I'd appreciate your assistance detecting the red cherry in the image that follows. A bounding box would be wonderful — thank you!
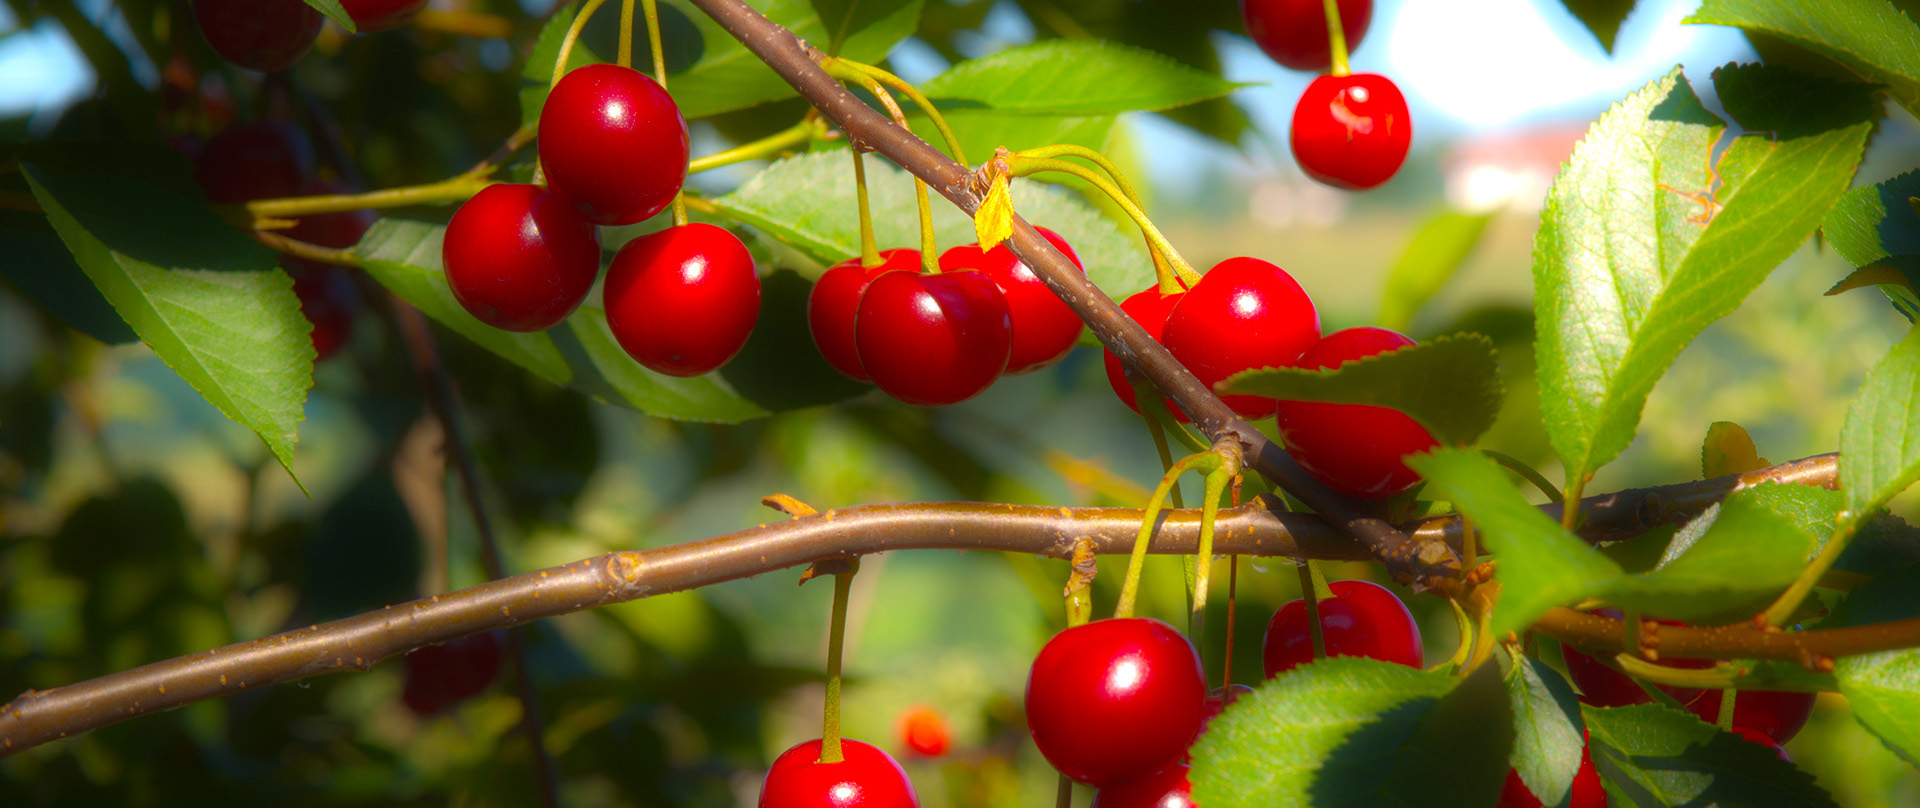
[1290,72,1412,191]
[1102,285,1190,421]
[339,0,429,32]
[854,270,1011,406]
[1497,745,1608,808]
[1262,579,1422,677]
[807,250,921,382]
[604,223,760,377]
[759,738,919,808]
[1239,0,1373,72]
[538,64,690,226]
[287,262,357,361]
[194,123,314,204]
[443,183,601,332]
[1025,617,1207,787]
[938,228,1085,375]
[1160,257,1320,419]
[1089,763,1196,808]
[1686,690,1815,744]
[1731,726,1791,762]
[1561,610,1712,708]
[192,0,323,72]
[402,631,503,716]
[895,704,951,759]
[1275,326,1438,498]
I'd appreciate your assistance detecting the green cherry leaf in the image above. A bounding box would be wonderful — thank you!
[1218,333,1501,447]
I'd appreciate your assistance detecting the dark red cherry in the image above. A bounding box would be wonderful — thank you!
[938,227,1085,375]
[1025,617,1207,787]
[1262,579,1422,677]
[286,179,377,249]
[1275,326,1438,498]
[854,269,1011,406]
[1089,763,1196,808]
[1497,738,1608,808]
[807,249,921,382]
[1731,726,1791,762]
[1240,0,1373,72]
[538,64,689,226]
[402,631,503,716]
[339,0,429,32]
[1561,610,1712,709]
[604,223,760,377]
[194,122,314,204]
[1290,73,1412,191]
[1687,689,1816,744]
[759,737,920,808]
[1160,257,1320,418]
[1102,285,1189,421]
[286,262,357,361]
[442,183,600,332]
[192,0,323,72]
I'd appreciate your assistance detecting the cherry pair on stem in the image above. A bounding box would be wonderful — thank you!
[193,0,430,73]
[1240,0,1410,190]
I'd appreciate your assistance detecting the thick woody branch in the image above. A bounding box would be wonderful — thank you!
[682,0,1455,588]
[1536,605,1920,667]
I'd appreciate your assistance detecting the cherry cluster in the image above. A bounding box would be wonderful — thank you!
[1103,260,1440,499]
[399,631,505,717]
[444,63,761,377]
[1240,0,1412,190]
[807,227,1086,406]
[188,121,371,361]
[192,0,430,73]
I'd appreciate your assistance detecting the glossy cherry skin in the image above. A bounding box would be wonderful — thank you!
[1687,689,1816,744]
[807,249,921,382]
[759,738,919,808]
[194,123,314,204]
[192,0,323,72]
[1089,763,1196,808]
[1240,0,1372,72]
[339,0,429,32]
[402,631,503,716]
[1025,617,1207,787]
[1103,285,1190,421]
[854,270,1011,406]
[1161,257,1320,418]
[442,183,601,332]
[938,227,1085,375]
[1291,73,1412,191]
[538,64,689,226]
[1497,739,1608,808]
[604,223,760,377]
[895,704,951,758]
[1262,579,1422,677]
[1275,327,1438,498]
[1561,610,1712,708]
[1732,726,1791,762]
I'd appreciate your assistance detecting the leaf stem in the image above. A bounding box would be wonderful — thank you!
[1483,450,1563,503]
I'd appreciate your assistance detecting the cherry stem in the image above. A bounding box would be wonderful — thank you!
[1137,386,1210,455]
[1007,155,1200,288]
[1612,654,1749,692]
[1321,0,1351,77]
[821,560,858,764]
[822,61,941,273]
[1298,560,1331,660]
[1483,450,1563,503]
[552,0,612,91]
[831,58,968,165]
[1763,515,1863,629]
[1117,448,1227,620]
[251,229,358,268]
[1223,553,1239,689]
[618,0,634,67]
[852,149,882,267]
[916,177,938,273]
[642,0,668,85]
[1013,144,1174,284]
[247,173,493,220]
[1439,596,1473,672]
[1716,688,1737,731]
[1055,775,1074,808]
[1189,454,1239,647]
[1139,391,1186,510]
[688,118,813,174]
[1065,539,1098,629]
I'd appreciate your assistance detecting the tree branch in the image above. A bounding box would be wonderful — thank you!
[680,0,1457,590]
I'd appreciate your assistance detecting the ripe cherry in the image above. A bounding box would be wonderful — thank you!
[807,250,921,382]
[1496,738,1607,808]
[1262,579,1422,677]
[1561,610,1711,708]
[1102,285,1189,421]
[538,64,690,226]
[1240,0,1373,72]
[938,227,1085,375]
[1291,72,1412,190]
[1275,326,1438,498]
[286,263,358,361]
[192,0,323,72]
[1160,257,1320,419]
[1025,617,1207,787]
[1089,763,1196,808]
[1686,689,1815,744]
[443,183,601,332]
[339,0,430,33]
[604,223,760,377]
[194,122,314,204]
[402,631,503,716]
[759,738,919,808]
[895,704,951,759]
[854,270,1011,406]
[1732,726,1791,762]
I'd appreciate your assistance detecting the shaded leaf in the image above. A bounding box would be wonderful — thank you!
[1585,703,1838,806]
[808,0,920,55]
[0,210,137,344]
[1701,421,1768,478]
[1311,662,1511,808]
[1687,0,1920,117]
[1509,654,1588,806]
[1828,550,1920,764]
[1377,209,1493,332]
[1823,170,1920,321]
[1599,486,1819,623]
[1560,0,1638,53]
[300,0,356,33]
[1219,333,1501,446]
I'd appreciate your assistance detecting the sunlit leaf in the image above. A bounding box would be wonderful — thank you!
[1218,333,1501,446]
